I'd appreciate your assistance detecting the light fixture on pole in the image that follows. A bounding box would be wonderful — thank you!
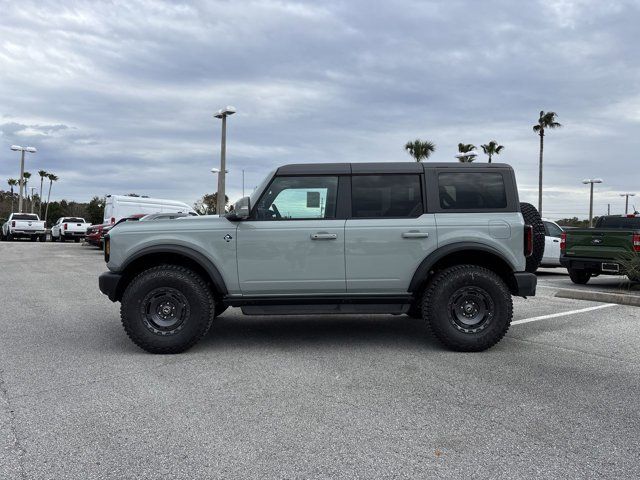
[582,178,603,227]
[620,193,635,215]
[10,145,37,213]
[214,106,236,216]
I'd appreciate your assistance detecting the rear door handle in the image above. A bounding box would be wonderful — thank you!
[311,233,338,240]
[402,231,429,239]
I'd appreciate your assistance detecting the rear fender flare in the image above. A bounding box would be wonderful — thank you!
[408,242,516,293]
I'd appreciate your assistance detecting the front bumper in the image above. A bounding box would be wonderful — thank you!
[513,272,537,297]
[99,271,122,302]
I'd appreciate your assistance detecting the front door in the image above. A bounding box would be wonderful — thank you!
[345,173,437,293]
[543,221,562,265]
[236,175,346,295]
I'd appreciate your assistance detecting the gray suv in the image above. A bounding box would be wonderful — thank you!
[99,162,536,353]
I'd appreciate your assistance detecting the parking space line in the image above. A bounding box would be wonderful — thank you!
[512,304,616,325]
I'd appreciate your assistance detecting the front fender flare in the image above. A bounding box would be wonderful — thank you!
[120,244,228,295]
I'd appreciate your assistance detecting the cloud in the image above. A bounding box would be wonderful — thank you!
[0,0,639,219]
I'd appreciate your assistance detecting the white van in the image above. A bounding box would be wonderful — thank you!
[103,195,196,225]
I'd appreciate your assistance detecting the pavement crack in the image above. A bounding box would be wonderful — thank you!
[0,368,27,480]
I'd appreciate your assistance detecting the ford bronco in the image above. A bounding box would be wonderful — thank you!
[99,162,537,353]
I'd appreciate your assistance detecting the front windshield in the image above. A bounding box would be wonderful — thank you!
[249,169,276,207]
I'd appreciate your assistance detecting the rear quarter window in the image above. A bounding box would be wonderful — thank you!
[438,172,507,210]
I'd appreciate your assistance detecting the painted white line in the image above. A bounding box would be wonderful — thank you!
[512,303,616,325]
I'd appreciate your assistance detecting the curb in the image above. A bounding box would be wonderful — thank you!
[555,288,640,307]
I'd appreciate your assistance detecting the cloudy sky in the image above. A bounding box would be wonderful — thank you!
[1,0,639,219]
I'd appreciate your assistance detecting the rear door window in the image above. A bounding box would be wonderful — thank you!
[438,172,507,210]
[351,175,423,218]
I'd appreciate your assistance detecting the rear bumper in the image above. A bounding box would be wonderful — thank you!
[561,256,626,274]
[11,230,45,236]
[99,272,122,302]
[513,272,537,297]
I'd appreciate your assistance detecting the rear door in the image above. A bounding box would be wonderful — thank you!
[345,167,436,293]
[236,174,347,295]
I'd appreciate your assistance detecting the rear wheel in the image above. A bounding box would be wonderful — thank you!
[520,202,545,273]
[121,265,215,354]
[39,235,47,242]
[423,265,513,352]
[74,237,80,243]
[568,269,591,284]
[59,235,65,243]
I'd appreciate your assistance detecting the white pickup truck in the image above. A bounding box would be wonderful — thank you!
[51,217,91,242]
[1,213,47,242]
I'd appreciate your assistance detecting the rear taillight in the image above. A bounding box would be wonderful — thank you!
[524,225,533,257]
[633,234,640,252]
[64,223,68,231]
[104,235,110,263]
[560,232,567,252]
[110,217,115,224]
[11,221,15,227]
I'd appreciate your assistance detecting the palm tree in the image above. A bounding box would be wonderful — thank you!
[44,173,58,224]
[457,143,477,162]
[405,139,436,162]
[480,141,505,163]
[38,170,48,217]
[533,111,562,215]
[7,179,18,213]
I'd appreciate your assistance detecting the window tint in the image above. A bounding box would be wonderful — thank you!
[12,214,39,221]
[352,175,423,218]
[255,176,338,220]
[544,221,563,238]
[64,218,85,223]
[596,216,640,229]
[438,172,507,210]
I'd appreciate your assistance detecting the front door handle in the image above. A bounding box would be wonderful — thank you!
[311,232,338,240]
[402,231,429,239]
[553,239,559,243]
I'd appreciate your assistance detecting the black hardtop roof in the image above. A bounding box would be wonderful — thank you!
[276,162,512,175]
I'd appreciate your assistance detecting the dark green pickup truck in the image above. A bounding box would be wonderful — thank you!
[560,215,640,284]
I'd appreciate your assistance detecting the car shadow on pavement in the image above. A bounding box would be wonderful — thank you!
[198,310,442,351]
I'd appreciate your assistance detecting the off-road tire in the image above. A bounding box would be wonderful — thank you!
[520,202,545,273]
[422,265,513,352]
[568,268,591,285]
[121,265,215,354]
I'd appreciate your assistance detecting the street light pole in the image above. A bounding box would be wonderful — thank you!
[620,193,635,215]
[214,106,236,216]
[582,178,603,227]
[10,145,37,213]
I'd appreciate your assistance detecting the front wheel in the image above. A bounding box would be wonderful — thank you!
[422,265,513,352]
[120,265,215,354]
[568,268,591,285]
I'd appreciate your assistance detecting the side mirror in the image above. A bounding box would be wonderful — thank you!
[228,196,251,220]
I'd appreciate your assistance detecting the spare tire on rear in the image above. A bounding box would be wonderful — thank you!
[520,202,545,273]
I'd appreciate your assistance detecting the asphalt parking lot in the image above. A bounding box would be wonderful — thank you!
[1,242,639,479]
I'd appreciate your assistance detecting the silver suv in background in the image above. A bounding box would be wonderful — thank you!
[99,162,537,354]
